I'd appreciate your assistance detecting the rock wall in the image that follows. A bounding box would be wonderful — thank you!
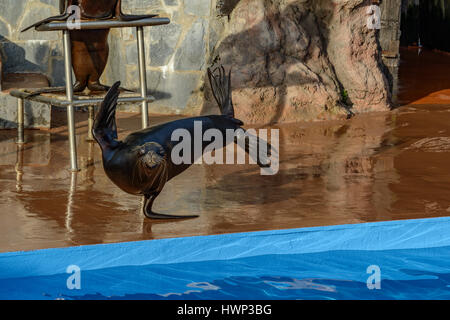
[203,0,392,124]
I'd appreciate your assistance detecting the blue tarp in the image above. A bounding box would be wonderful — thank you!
[1,217,450,299]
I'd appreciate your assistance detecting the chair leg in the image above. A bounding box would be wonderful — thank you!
[136,26,149,129]
[63,29,79,172]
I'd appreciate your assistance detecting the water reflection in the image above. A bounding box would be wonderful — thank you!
[65,172,77,237]
[264,278,337,292]
[203,111,400,230]
[15,144,24,192]
[159,282,221,298]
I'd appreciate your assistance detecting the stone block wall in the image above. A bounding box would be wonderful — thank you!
[105,0,218,115]
[0,0,63,129]
[0,0,65,87]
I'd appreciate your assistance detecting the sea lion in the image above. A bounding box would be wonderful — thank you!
[92,67,272,219]
[21,0,158,95]
[70,28,111,92]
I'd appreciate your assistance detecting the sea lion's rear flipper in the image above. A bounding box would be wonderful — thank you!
[207,65,273,167]
[207,66,235,118]
[21,13,71,32]
[88,82,135,94]
[23,81,88,98]
[23,86,67,98]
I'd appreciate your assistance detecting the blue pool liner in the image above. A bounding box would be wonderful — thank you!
[1,217,450,299]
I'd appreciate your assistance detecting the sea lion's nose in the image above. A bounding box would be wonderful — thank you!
[151,152,161,162]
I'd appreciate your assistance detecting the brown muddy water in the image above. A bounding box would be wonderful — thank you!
[0,47,450,252]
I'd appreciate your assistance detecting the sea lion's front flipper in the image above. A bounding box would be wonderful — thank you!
[145,213,199,220]
[21,13,71,32]
[142,192,199,220]
[141,159,199,220]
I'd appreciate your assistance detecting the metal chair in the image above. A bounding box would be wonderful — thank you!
[10,17,170,172]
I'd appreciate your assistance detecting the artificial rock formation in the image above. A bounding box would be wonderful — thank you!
[203,0,392,124]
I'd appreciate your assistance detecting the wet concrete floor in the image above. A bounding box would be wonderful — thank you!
[0,47,449,252]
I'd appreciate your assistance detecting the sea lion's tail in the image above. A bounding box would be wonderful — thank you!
[207,66,235,118]
[93,81,120,144]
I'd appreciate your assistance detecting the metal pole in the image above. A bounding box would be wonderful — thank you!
[36,17,170,32]
[17,98,24,144]
[87,105,95,141]
[63,30,79,171]
[137,26,148,129]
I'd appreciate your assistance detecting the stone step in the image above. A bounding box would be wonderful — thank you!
[0,51,52,129]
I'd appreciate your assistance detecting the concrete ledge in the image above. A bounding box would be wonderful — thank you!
[0,91,51,129]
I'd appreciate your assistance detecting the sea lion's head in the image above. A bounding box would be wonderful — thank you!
[135,142,166,169]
